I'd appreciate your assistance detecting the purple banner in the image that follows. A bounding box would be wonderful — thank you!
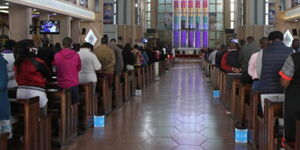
[189,31,194,47]
[196,31,201,48]
[203,31,208,47]
[174,31,179,48]
[181,31,187,47]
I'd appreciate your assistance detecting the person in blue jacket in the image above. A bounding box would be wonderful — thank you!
[0,53,12,138]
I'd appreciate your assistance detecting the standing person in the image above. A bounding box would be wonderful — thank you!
[132,45,143,66]
[37,37,54,73]
[0,52,12,138]
[54,37,81,103]
[279,52,300,144]
[215,44,227,68]
[78,42,101,93]
[248,37,269,90]
[291,39,300,53]
[239,36,260,84]
[109,38,124,75]
[94,37,116,84]
[208,46,218,66]
[122,43,135,71]
[257,31,293,93]
[53,42,62,54]
[15,40,51,115]
[1,39,17,88]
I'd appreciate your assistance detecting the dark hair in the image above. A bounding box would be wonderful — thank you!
[110,38,117,43]
[81,42,94,51]
[14,39,35,69]
[260,37,268,43]
[134,44,139,49]
[41,38,50,47]
[247,36,255,42]
[72,43,81,52]
[268,31,284,41]
[101,37,108,44]
[4,39,16,50]
[124,43,132,52]
[62,37,72,48]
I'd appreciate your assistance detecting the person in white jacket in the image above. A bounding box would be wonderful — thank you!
[78,42,102,93]
[1,39,18,88]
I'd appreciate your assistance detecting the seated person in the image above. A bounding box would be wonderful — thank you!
[221,39,240,73]
[1,39,17,88]
[54,37,81,103]
[15,40,51,115]
[279,52,300,144]
[0,52,12,138]
[257,31,293,93]
[248,37,269,90]
[78,42,101,93]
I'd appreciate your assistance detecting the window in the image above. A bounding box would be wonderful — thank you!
[145,0,151,29]
[265,0,269,25]
[113,0,117,24]
[230,0,236,29]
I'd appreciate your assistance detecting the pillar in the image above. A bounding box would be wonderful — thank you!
[71,19,81,43]
[9,5,32,41]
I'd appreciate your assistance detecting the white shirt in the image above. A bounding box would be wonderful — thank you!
[1,52,18,88]
[208,50,218,65]
[77,48,101,83]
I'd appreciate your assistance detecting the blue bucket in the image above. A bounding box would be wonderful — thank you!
[235,128,248,143]
[94,115,105,127]
[213,90,220,98]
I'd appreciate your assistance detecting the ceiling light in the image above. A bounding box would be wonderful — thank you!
[135,3,139,7]
[295,19,298,22]
[4,2,9,6]
[33,8,37,11]
[53,13,57,15]
[0,6,9,9]
[0,10,9,14]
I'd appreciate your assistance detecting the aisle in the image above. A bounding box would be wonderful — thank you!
[65,63,253,150]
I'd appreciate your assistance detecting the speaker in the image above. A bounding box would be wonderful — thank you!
[82,28,86,35]
[292,28,298,36]
[118,36,123,41]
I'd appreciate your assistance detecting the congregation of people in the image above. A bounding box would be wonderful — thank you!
[0,35,168,141]
[203,30,300,147]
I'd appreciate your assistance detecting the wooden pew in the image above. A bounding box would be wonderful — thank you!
[96,74,113,115]
[135,66,143,90]
[238,84,251,124]
[122,71,130,102]
[263,98,284,150]
[113,75,123,108]
[0,133,9,150]
[128,70,136,97]
[46,88,78,146]
[8,89,52,150]
[142,66,147,88]
[150,63,155,83]
[79,83,95,130]
[247,91,261,146]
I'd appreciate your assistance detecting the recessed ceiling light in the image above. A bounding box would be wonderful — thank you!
[53,13,56,15]
[4,2,9,6]
[0,10,9,13]
[33,8,37,11]
[295,19,298,22]
[135,3,139,7]
[0,6,9,9]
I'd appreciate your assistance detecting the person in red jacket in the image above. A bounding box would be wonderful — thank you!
[14,39,51,116]
[221,39,241,73]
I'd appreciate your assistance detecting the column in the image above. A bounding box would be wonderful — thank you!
[71,19,81,43]
[9,5,32,41]
[53,16,71,44]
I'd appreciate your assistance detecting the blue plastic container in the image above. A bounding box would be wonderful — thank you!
[235,128,248,143]
[94,115,105,127]
[213,90,220,98]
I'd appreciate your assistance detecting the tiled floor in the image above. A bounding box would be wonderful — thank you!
[64,62,254,150]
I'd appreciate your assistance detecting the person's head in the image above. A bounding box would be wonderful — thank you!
[124,43,132,52]
[4,39,16,50]
[14,39,37,68]
[133,44,139,49]
[268,31,284,42]
[110,38,117,44]
[41,37,50,47]
[292,39,300,49]
[62,37,72,48]
[246,36,255,43]
[55,42,61,48]
[72,43,81,52]
[101,37,109,45]
[228,39,239,50]
[220,44,226,51]
[81,42,94,51]
[259,37,269,49]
